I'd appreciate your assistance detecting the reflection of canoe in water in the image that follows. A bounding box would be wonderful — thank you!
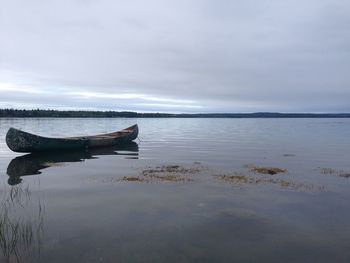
[6,124,138,153]
[7,142,139,185]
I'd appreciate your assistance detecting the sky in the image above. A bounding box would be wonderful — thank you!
[0,0,349,113]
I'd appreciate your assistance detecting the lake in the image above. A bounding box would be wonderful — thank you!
[0,118,350,263]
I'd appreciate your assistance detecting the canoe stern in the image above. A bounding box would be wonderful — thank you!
[126,124,138,141]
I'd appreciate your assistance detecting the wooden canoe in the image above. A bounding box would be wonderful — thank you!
[6,124,138,153]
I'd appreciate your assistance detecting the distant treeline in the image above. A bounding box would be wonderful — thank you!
[1,109,350,118]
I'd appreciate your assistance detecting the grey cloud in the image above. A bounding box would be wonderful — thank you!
[0,0,349,112]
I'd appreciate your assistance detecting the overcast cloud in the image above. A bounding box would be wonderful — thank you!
[0,0,349,112]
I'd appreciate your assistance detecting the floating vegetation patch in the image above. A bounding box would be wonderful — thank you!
[142,164,202,176]
[319,168,350,178]
[121,174,193,183]
[88,176,118,184]
[120,176,147,182]
[213,173,250,184]
[213,173,324,193]
[245,164,287,175]
[120,164,205,183]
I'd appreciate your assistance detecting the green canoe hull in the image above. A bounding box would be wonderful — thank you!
[6,124,138,153]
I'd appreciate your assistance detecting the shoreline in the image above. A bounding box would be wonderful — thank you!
[1,109,350,118]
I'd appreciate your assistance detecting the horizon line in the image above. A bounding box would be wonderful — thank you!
[1,108,350,116]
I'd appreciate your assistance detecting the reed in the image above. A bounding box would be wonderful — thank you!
[0,182,44,263]
[319,168,350,178]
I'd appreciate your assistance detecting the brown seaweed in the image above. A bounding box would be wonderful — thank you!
[245,164,287,175]
[213,173,324,193]
[120,164,203,183]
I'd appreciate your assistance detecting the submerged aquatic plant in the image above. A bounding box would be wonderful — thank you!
[121,164,204,183]
[142,164,203,176]
[244,164,287,175]
[213,173,325,193]
[121,176,147,182]
[319,168,350,178]
[213,173,251,184]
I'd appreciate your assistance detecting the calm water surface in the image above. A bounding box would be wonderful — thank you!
[0,118,350,263]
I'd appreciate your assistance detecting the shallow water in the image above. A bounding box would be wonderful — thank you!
[0,118,350,263]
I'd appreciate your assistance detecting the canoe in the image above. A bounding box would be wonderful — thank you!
[6,124,138,153]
